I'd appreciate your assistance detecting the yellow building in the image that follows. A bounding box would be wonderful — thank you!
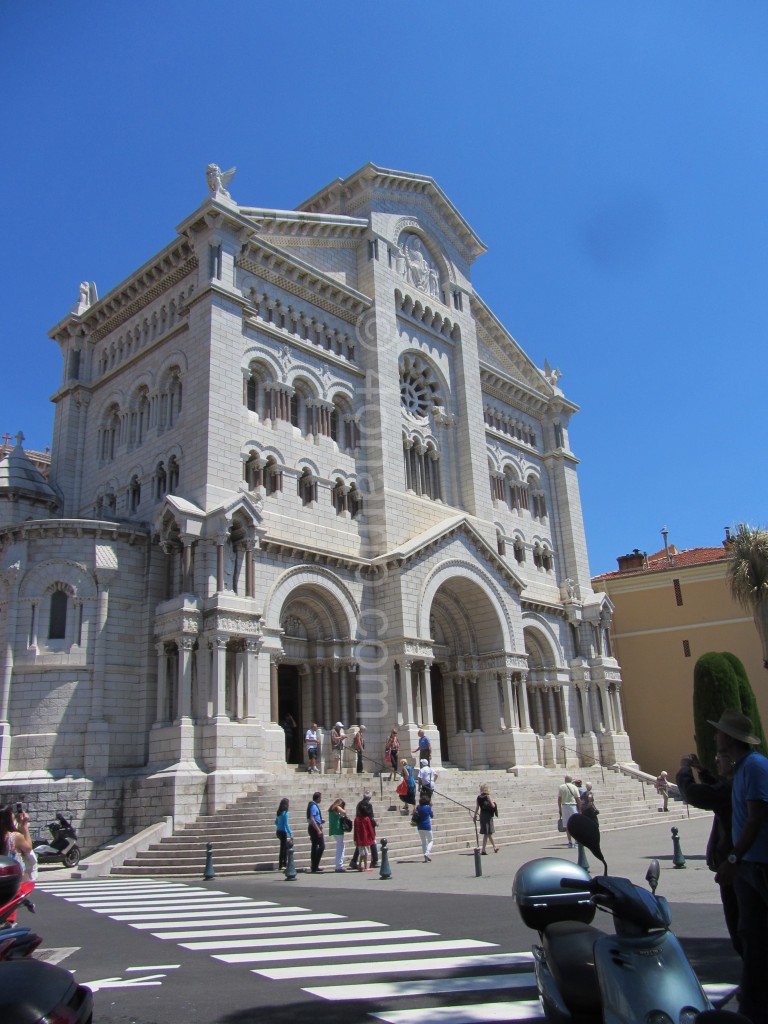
[593,535,767,774]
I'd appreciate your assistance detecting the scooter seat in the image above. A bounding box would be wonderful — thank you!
[542,920,603,1012]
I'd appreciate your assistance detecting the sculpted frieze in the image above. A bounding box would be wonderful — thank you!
[207,613,263,636]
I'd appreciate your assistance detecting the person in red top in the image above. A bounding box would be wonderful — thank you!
[353,796,376,871]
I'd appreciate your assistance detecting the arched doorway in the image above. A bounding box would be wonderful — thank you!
[275,580,357,758]
[277,664,301,763]
[425,574,509,768]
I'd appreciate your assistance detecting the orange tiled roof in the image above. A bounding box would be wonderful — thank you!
[593,545,728,582]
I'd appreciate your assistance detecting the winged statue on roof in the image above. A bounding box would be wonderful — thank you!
[206,164,237,199]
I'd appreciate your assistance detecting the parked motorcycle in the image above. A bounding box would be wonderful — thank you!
[32,811,80,868]
[512,814,739,1024]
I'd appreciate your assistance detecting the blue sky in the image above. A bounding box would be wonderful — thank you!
[1,1,765,576]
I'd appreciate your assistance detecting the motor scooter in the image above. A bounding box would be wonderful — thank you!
[0,856,93,1021]
[512,815,739,1024]
[32,811,80,868]
[0,855,41,960]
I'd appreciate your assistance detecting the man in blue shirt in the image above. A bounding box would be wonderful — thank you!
[306,791,325,873]
[711,710,768,1024]
[412,729,432,765]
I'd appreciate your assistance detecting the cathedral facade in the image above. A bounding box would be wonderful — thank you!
[0,164,632,845]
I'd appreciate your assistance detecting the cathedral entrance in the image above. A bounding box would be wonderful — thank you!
[423,574,512,769]
[429,664,448,762]
[277,664,301,763]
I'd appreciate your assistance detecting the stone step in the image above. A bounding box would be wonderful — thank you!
[111,768,696,877]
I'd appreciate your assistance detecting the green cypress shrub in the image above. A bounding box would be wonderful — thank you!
[692,652,741,772]
[720,651,768,757]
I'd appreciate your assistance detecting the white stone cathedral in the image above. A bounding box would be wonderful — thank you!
[0,164,632,846]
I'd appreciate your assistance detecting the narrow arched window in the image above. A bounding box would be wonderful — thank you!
[49,589,68,640]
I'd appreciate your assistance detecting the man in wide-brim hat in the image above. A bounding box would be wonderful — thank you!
[711,709,768,1024]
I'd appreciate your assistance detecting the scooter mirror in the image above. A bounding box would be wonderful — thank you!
[646,858,660,892]
[567,814,607,871]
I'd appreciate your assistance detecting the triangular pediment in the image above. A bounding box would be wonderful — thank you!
[371,514,525,593]
[299,164,487,263]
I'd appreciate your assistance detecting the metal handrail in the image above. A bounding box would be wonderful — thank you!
[559,744,611,784]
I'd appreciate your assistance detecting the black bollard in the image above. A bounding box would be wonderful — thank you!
[671,826,686,869]
[474,847,483,877]
[379,837,392,880]
[284,838,297,881]
[203,842,215,880]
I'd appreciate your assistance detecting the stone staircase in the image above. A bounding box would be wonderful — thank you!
[110,767,707,877]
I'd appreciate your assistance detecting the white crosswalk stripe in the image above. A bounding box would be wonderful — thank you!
[38,879,729,1024]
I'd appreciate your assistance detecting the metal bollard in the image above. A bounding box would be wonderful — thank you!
[379,837,392,879]
[577,843,590,873]
[203,842,215,880]
[671,826,686,869]
[284,838,297,881]
[474,847,483,877]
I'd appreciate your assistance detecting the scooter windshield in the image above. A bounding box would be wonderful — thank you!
[595,876,672,930]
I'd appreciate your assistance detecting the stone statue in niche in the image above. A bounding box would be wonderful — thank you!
[396,233,441,300]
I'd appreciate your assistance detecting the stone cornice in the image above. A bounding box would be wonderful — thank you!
[521,596,566,616]
[260,537,368,573]
[298,163,487,262]
[0,518,149,546]
[237,236,371,325]
[240,208,369,241]
[49,240,198,344]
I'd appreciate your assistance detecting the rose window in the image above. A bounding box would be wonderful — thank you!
[399,355,440,417]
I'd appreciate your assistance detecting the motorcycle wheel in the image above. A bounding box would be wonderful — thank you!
[62,846,81,868]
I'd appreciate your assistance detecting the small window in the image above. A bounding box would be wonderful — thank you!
[673,579,683,606]
[683,639,691,658]
[368,238,379,261]
[49,589,68,640]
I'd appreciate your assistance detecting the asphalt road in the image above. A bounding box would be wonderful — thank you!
[28,824,741,1024]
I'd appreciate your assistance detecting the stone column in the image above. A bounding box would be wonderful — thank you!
[400,660,415,725]
[215,533,227,593]
[463,677,474,732]
[340,663,352,724]
[517,675,531,731]
[270,658,279,723]
[500,672,515,730]
[579,683,593,733]
[180,536,194,594]
[546,688,558,733]
[312,664,323,722]
[322,665,332,728]
[421,662,434,726]
[177,636,195,721]
[453,678,465,732]
[409,661,421,724]
[599,683,615,731]
[610,685,625,732]
[469,675,481,730]
[209,635,228,719]
[243,638,259,720]
[244,538,255,599]
[331,665,341,725]
[155,642,169,722]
